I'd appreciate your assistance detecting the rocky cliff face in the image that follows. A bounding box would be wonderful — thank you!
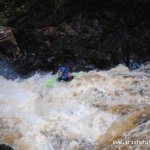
[0,27,20,59]
[0,0,150,73]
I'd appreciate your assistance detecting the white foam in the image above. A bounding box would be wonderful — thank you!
[0,65,150,149]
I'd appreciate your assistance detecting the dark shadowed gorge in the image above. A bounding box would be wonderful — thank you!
[0,0,150,75]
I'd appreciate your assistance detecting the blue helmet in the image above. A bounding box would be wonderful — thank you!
[58,66,67,73]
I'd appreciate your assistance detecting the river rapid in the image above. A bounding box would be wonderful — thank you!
[0,64,150,150]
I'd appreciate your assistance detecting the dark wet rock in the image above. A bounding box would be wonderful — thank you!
[1,0,150,74]
[0,60,20,79]
[0,144,14,150]
[128,54,142,70]
[0,26,20,59]
[139,62,150,74]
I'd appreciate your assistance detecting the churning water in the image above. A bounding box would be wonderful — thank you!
[0,64,150,150]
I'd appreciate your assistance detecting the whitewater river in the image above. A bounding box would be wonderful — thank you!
[0,64,150,150]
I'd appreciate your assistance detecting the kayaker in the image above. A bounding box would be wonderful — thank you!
[57,66,74,81]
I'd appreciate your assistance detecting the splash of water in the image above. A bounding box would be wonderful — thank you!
[0,64,150,150]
